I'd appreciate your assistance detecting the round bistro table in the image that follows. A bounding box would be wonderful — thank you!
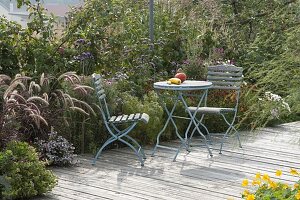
[152,80,213,161]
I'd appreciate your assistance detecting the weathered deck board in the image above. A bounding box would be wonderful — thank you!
[40,121,300,200]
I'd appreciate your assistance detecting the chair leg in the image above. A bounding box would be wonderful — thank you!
[231,126,242,148]
[119,138,144,166]
[92,136,117,165]
[219,114,240,154]
[189,116,211,146]
[124,135,146,159]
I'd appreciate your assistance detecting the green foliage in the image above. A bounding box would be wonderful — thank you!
[242,169,300,200]
[0,141,57,199]
[35,131,76,166]
[121,91,164,144]
[0,72,95,148]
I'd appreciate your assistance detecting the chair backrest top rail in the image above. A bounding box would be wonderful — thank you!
[208,65,243,72]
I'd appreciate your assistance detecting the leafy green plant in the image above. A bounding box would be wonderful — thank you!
[241,169,300,200]
[0,72,95,148]
[35,131,76,166]
[0,141,57,199]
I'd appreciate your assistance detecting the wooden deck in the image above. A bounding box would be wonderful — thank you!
[36,121,300,200]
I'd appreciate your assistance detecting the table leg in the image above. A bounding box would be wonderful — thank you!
[179,93,213,157]
[151,94,184,157]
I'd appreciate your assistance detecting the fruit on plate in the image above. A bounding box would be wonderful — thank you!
[167,78,181,85]
[174,68,187,83]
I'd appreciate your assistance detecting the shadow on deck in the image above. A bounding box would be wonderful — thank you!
[36,121,300,200]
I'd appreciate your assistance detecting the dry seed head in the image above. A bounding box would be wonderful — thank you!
[7,92,27,104]
[63,93,75,107]
[69,106,90,116]
[27,102,41,114]
[29,113,48,127]
[0,74,11,82]
[27,96,50,106]
[74,85,94,92]
[73,98,96,116]
[40,73,45,86]
[57,71,77,81]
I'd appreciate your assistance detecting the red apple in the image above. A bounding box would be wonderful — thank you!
[174,72,187,83]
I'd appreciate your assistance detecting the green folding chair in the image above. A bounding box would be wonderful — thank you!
[92,74,149,166]
[188,64,243,154]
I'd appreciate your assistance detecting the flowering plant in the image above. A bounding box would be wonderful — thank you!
[241,169,300,200]
[35,131,76,166]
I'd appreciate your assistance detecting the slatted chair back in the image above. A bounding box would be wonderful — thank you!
[207,64,243,109]
[207,64,243,90]
[92,74,111,121]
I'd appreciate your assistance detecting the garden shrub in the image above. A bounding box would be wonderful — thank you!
[0,141,57,199]
[35,131,76,166]
[241,169,300,200]
[0,72,95,148]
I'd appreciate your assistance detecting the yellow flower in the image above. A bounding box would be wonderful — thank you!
[269,181,277,189]
[262,174,270,181]
[291,168,299,175]
[242,179,249,187]
[275,170,282,177]
[295,183,299,189]
[252,179,261,186]
[296,190,300,200]
[246,194,255,200]
[283,184,289,189]
[243,190,250,197]
[255,172,261,179]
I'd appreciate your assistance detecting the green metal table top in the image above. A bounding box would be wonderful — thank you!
[154,80,212,91]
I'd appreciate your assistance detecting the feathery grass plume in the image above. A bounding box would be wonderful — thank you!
[40,73,45,86]
[42,93,48,101]
[50,93,61,106]
[54,89,66,106]
[73,85,87,95]
[68,73,81,83]
[10,76,31,85]
[29,113,48,127]
[74,84,94,92]
[7,92,27,104]
[27,102,41,114]
[29,81,41,95]
[6,99,18,104]
[63,94,74,107]
[72,98,96,116]
[0,74,11,82]
[27,96,49,106]
[3,82,26,99]
[24,108,39,115]
[57,71,77,81]
[6,103,28,110]
[63,75,75,84]
[29,81,34,95]
[63,117,70,127]
[69,106,90,116]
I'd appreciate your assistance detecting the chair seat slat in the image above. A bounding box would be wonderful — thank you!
[128,114,135,121]
[134,113,141,120]
[121,115,129,121]
[140,113,150,124]
[109,116,116,122]
[208,65,243,72]
[207,71,243,77]
[207,76,243,81]
[211,81,242,86]
[115,115,123,122]
[211,85,240,90]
